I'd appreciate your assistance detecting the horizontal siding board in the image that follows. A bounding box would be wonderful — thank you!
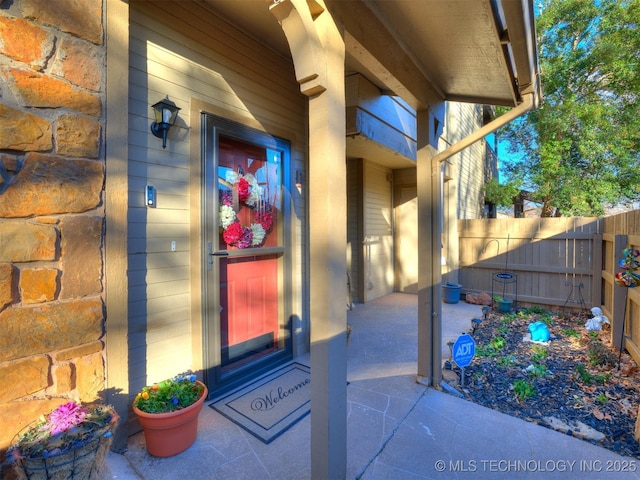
[145,253,190,271]
[130,15,303,130]
[129,334,192,378]
[128,176,189,197]
[127,152,191,174]
[137,2,295,88]
[128,236,190,254]
[129,291,190,318]
[128,266,190,288]
[127,320,189,347]
[151,16,302,108]
[127,192,189,210]
[129,280,190,304]
[128,222,190,241]
[128,251,190,271]
[128,208,190,226]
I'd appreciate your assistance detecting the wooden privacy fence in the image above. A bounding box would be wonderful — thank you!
[457,212,640,366]
[601,211,640,366]
[458,217,602,311]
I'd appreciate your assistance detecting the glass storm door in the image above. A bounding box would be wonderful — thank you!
[203,115,291,393]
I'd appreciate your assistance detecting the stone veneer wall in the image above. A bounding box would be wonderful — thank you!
[0,0,106,466]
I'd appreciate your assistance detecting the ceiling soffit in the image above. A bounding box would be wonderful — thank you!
[202,0,536,109]
[331,0,523,108]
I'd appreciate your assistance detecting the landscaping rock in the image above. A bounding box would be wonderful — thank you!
[465,291,492,305]
[442,369,459,386]
[543,416,606,442]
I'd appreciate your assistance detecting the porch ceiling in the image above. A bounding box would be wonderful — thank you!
[204,0,540,110]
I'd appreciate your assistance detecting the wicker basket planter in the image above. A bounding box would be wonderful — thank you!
[9,404,118,480]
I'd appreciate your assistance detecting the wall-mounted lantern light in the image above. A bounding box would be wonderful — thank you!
[150,96,180,148]
[295,169,304,194]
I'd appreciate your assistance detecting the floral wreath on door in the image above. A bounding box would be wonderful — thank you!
[219,172,273,249]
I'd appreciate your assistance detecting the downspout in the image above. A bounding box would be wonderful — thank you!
[432,92,537,165]
[429,91,537,388]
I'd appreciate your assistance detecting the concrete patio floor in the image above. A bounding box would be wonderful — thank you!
[102,293,640,479]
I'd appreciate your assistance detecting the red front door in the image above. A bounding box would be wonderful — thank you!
[204,123,291,391]
[219,255,279,368]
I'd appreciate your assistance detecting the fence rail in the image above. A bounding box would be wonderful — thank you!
[457,212,640,365]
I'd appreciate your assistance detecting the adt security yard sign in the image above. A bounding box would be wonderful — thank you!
[452,333,475,368]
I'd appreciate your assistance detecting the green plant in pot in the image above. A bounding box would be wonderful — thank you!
[493,295,513,313]
[133,371,207,458]
[7,401,118,480]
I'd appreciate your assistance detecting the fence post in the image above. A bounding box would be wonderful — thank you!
[612,234,628,348]
[591,233,602,310]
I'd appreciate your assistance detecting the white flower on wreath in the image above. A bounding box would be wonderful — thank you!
[244,174,262,207]
[250,223,266,246]
[219,204,236,228]
[247,185,263,207]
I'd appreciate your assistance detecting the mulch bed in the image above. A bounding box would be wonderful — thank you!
[446,306,640,458]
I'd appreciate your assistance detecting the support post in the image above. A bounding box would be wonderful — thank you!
[306,44,347,480]
[612,235,628,350]
[268,1,347,477]
[105,0,130,452]
[591,232,603,313]
[307,83,348,480]
[416,108,442,386]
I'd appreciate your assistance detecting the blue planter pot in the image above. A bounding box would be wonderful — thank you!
[496,298,513,313]
[442,282,462,304]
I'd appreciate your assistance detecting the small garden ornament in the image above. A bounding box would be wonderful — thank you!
[614,248,640,368]
[616,248,640,445]
[615,248,640,288]
[585,306,610,331]
[528,321,550,343]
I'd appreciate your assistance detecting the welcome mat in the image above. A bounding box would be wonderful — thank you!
[210,363,310,444]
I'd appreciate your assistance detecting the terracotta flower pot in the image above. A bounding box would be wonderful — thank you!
[133,381,208,457]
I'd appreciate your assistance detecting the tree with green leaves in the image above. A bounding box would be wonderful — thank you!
[483,177,521,209]
[496,0,640,217]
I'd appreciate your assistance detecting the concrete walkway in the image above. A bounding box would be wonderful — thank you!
[102,293,640,479]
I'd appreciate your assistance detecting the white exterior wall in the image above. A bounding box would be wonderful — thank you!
[128,2,306,391]
[443,102,487,220]
[441,102,488,283]
[393,168,418,294]
[363,161,394,302]
[346,159,394,303]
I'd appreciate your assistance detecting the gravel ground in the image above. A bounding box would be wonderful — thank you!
[446,306,640,458]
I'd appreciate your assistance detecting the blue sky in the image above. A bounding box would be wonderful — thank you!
[486,133,523,171]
